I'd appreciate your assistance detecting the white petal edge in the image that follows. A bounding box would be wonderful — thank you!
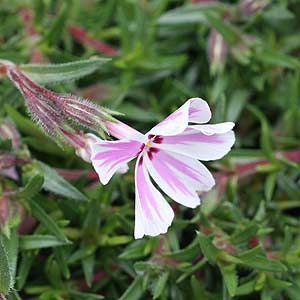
[90,134,144,185]
[156,126,235,161]
[134,155,174,239]
[145,150,215,208]
[147,98,212,137]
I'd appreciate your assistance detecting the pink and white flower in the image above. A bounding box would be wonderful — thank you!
[90,98,235,239]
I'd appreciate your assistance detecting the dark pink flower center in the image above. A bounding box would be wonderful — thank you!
[137,135,163,161]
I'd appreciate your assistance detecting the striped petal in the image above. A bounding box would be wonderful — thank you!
[134,155,174,239]
[155,123,235,161]
[145,150,215,208]
[90,134,144,185]
[148,98,211,137]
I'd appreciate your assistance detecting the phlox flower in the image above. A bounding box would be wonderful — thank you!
[89,98,235,238]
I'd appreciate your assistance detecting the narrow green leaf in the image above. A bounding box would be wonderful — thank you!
[28,199,69,242]
[0,236,12,295]
[190,276,206,299]
[265,173,277,201]
[157,3,227,25]
[20,235,71,250]
[36,161,88,201]
[119,241,150,260]
[204,12,240,44]
[197,231,220,263]
[2,229,19,280]
[247,105,273,158]
[41,3,68,45]
[82,254,95,288]
[54,248,70,279]
[268,277,292,289]
[230,223,259,244]
[6,290,22,300]
[165,239,199,261]
[21,57,111,84]
[236,279,256,296]
[256,49,300,69]
[69,290,104,300]
[237,245,264,260]
[119,276,145,300]
[153,272,169,299]
[17,253,35,290]
[239,255,287,272]
[220,264,238,297]
[16,175,44,199]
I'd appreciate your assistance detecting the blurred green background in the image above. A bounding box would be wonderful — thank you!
[1,0,300,299]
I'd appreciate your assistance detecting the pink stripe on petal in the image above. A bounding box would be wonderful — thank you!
[148,104,189,136]
[134,155,174,239]
[105,120,140,139]
[90,135,143,184]
[157,126,235,161]
[145,150,215,208]
[147,98,212,137]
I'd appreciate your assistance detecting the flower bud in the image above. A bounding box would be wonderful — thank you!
[0,167,19,181]
[55,95,110,133]
[6,68,65,138]
[238,0,269,17]
[207,29,228,75]
[59,128,90,162]
[0,154,16,170]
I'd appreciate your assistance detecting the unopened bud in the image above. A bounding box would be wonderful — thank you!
[6,65,111,135]
[7,68,64,138]
[0,154,16,170]
[60,129,98,162]
[207,29,228,75]
[56,96,110,133]
[0,167,19,181]
[238,0,269,17]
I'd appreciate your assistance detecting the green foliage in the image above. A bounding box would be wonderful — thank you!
[0,236,12,296]
[20,58,111,84]
[0,0,300,300]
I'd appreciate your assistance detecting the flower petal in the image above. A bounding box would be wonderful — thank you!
[156,124,235,161]
[145,150,215,208]
[90,134,144,185]
[188,98,212,124]
[148,98,211,136]
[134,155,174,239]
[192,122,235,135]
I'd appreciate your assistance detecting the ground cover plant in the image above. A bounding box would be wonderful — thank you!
[1,0,300,299]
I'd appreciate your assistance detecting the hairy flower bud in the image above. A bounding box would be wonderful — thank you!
[1,59,125,165]
[1,59,113,145]
[55,95,110,133]
[7,68,64,137]
[60,128,91,162]
[207,29,228,75]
